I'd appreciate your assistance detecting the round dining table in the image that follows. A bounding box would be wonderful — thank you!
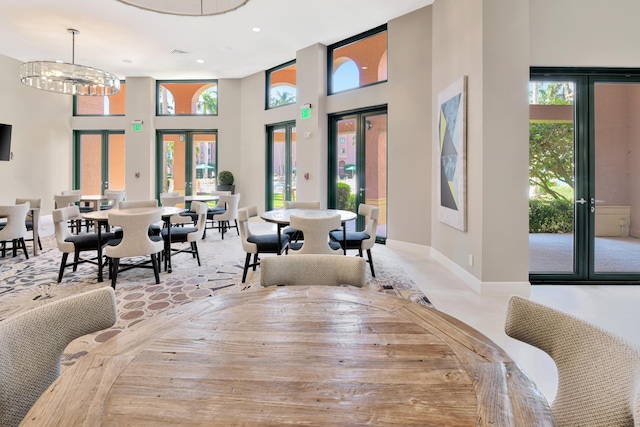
[22,286,553,426]
[261,208,357,254]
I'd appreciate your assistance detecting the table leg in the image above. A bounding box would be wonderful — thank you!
[165,218,173,272]
[96,222,104,282]
[343,223,347,255]
[277,224,283,255]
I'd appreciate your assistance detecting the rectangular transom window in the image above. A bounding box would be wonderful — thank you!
[157,80,218,115]
[328,25,387,95]
[74,82,126,115]
[266,60,296,109]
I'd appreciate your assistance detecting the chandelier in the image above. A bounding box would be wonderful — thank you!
[20,29,120,96]
[116,0,249,16]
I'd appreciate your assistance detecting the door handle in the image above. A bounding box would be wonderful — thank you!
[575,198,586,204]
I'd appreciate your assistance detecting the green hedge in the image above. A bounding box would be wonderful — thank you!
[337,182,355,211]
[529,199,573,233]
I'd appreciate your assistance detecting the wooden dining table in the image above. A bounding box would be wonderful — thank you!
[261,208,357,254]
[22,286,554,426]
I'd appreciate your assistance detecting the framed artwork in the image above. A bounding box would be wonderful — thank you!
[437,76,467,231]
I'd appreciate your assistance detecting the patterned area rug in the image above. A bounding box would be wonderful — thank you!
[0,231,431,368]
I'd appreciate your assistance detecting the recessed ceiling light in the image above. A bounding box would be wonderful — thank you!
[252,27,261,32]
[196,59,205,64]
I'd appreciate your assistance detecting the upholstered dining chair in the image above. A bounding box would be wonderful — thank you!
[211,193,240,239]
[329,204,379,277]
[100,189,126,210]
[118,199,162,236]
[0,202,30,260]
[505,295,640,427]
[160,192,191,226]
[161,201,207,269]
[54,193,88,234]
[61,189,93,214]
[288,213,342,255]
[104,209,164,289]
[261,254,365,287]
[282,200,321,242]
[0,287,117,427]
[180,191,231,226]
[52,205,116,283]
[15,197,41,252]
[238,205,290,283]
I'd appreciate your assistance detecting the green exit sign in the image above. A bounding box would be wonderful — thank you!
[132,123,142,131]
[300,108,311,119]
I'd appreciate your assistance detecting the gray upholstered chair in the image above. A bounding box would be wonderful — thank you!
[104,209,164,288]
[329,204,379,277]
[0,202,30,259]
[161,200,207,268]
[283,200,321,242]
[0,287,117,427]
[210,193,240,239]
[505,295,640,427]
[15,197,41,252]
[238,205,290,283]
[288,213,342,255]
[260,254,365,287]
[52,205,115,282]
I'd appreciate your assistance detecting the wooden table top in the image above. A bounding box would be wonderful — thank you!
[261,208,357,225]
[22,287,553,426]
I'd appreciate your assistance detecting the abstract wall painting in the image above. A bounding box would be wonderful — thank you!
[437,76,467,231]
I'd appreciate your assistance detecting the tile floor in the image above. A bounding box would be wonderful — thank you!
[37,214,640,405]
[382,240,640,405]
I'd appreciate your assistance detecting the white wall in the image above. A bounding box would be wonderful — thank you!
[0,54,72,214]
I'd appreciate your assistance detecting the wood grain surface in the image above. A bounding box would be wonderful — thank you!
[22,286,554,426]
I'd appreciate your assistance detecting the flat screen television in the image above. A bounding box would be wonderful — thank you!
[0,123,12,161]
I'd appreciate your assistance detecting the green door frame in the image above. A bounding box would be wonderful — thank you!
[265,121,295,211]
[73,130,124,193]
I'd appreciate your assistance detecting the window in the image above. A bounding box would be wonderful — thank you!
[328,25,387,95]
[340,137,345,143]
[266,60,296,109]
[157,80,218,115]
[340,148,346,154]
[74,82,126,115]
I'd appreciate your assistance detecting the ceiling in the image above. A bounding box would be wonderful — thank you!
[0,0,433,81]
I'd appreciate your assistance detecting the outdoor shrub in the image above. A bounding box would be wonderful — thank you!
[217,170,234,185]
[337,182,355,211]
[529,199,573,233]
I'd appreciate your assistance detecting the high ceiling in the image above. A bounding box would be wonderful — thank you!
[0,0,433,81]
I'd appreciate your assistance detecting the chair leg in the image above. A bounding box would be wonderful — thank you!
[19,238,29,259]
[252,253,259,271]
[151,253,160,284]
[111,258,120,289]
[12,239,17,257]
[234,219,239,236]
[73,251,80,272]
[366,249,375,277]
[37,236,42,250]
[192,242,201,266]
[58,253,69,282]
[221,221,226,240]
[242,253,252,283]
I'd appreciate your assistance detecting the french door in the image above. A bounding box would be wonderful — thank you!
[73,131,125,194]
[266,122,296,210]
[156,130,217,198]
[328,107,387,240]
[529,69,640,283]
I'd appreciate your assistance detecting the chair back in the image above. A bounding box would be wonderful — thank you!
[289,213,342,255]
[284,200,320,209]
[54,194,80,209]
[15,198,40,221]
[61,189,81,195]
[214,194,241,221]
[160,193,185,208]
[0,287,117,427]
[105,209,164,258]
[103,190,126,208]
[261,254,365,287]
[238,206,258,253]
[51,206,79,253]
[0,203,30,242]
[505,295,640,426]
[358,204,379,250]
[187,201,208,241]
[119,200,158,210]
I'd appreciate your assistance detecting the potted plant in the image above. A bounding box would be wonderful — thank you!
[217,170,235,194]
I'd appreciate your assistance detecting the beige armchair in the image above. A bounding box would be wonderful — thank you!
[329,204,379,277]
[283,200,320,242]
[260,254,365,287]
[0,202,30,259]
[0,287,117,427]
[161,201,207,268]
[54,194,88,234]
[288,213,342,255]
[15,197,41,252]
[211,193,240,239]
[505,295,640,426]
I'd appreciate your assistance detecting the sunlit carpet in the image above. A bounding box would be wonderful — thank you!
[0,231,431,368]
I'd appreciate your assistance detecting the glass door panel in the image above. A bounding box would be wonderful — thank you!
[161,133,186,194]
[79,134,103,194]
[528,80,578,276]
[267,122,296,210]
[363,112,387,239]
[593,82,640,275]
[193,133,217,196]
[75,131,125,195]
[108,133,125,190]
